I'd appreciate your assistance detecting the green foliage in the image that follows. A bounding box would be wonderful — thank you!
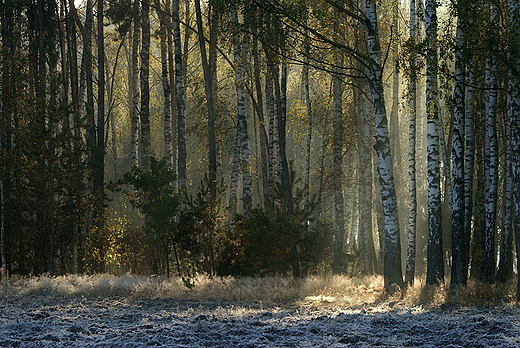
[218,188,333,277]
[176,175,225,276]
[123,157,180,274]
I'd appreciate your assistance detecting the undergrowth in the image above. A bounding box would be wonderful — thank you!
[0,274,516,307]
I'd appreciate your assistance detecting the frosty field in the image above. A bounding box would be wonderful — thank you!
[0,275,519,347]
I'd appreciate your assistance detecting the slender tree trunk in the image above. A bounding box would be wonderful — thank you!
[130,15,140,168]
[140,0,151,170]
[173,0,186,192]
[303,35,312,210]
[228,127,241,223]
[253,35,268,204]
[155,0,172,168]
[194,0,217,193]
[332,16,345,273]
[506,0,520,298]
[450,6,466,288]
[166,0,177,174]
[231,8,252,217]
[470,98,485,280]
[405,0,418,286]
[481,5,498,283]
[94,0,105,199]
[265,66,276,203]
[0,176,4,279]
[271,62,292,214]
[425,0,444,286]
[463,61,475,281]
[365,0,403,291]
[496,110,514,282]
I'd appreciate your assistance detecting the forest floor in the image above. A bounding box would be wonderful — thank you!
[0,274,519,347]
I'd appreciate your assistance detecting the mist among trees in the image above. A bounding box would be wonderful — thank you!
[1,0,520,297]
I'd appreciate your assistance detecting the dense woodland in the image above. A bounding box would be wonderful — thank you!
[0,0,519,296]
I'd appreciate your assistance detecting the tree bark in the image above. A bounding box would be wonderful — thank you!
[140,0,151,170]
[481,4,498,283]
[332,15,345,273]
[194,0,217,194]
[155,0,173,168]
[450,5,466,288]
[129,13,140,168]
[405,0,418,287]
[425,0,444,286]
[365,0,403,291]
[463,61,475,282]
[232,8,252,217]
[173,0,187,192]
[506,0,520,298]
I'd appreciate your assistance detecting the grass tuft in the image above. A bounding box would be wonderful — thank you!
[0,274,516,307]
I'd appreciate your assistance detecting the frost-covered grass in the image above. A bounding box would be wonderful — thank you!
[0,273,517,306]
[2,274,520,347]
[0,274,384,303]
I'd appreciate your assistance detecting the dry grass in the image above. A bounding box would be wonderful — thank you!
[0,273,516,307]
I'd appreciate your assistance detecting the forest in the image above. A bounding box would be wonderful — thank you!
[0,0,519,299]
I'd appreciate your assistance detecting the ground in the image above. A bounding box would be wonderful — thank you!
[1,296,519,347]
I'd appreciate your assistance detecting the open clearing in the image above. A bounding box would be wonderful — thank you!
[0,275,519,347]
[1,296,520,347]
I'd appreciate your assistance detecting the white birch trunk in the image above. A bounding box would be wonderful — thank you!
[130,18,139,168]
[450,8,466,287]
[173,0,186,192]
[140,0,151,170]
[232,9,252,217]
[332,22,345,272]
[506,0,520,297]
[366,0,403,290]
[482,5,499,282]
[405,0,417,286]
[228,127,241,223]
[265,67,276,203]
[463,60,475,281]
[303,35,312,210]
[154,0,172,168]
[425,0,444,285]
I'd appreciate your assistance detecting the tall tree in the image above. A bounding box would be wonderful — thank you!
[332,14,345,274]
[173,0,186,192]
[481,3,499,283]
[140,0,151,170]
[425,0,444,286]
[405,0,418,286]
[155,0,173,167]
[365,0,403,291]
[450,0,467,288]
[129,6,140,168]
[506,0,520,298]
[231,7,252,216]
[194,0,217,194]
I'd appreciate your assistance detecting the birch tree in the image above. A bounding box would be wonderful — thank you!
[405,0,418,286]
[481,3,499,283]
[140,0,151,170]
[506,0,520,298]
[232,7,252,217]
[173,0,187,192]
[365,0,403,291]
[154,0,173,168]
[425,0,444,286]
[129,9,140,168]
[194,0,217,193]
[332,14,346,274]
[450,0,467,288]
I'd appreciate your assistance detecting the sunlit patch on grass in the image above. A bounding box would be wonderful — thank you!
[0,273,517,307]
